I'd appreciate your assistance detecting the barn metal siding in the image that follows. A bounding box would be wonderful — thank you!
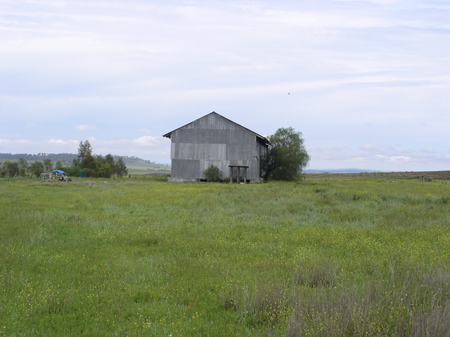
[166,112,268,182]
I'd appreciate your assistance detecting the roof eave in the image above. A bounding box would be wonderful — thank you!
[162,111,269,145]
[256,135,270,146]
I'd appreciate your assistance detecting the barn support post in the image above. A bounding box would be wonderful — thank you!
[228,164,249,184]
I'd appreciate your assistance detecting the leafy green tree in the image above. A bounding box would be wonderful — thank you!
[81,150,96,170]
[262,127,310,181]
[94,155,112,178]
[115,157,128,177]
[95,155,106,166]
[72,158,80,167]
[7,162,20,177]
[1,161,15,177]
[43,158,52,172]
[105,154,116,173]
[97,163,112,178]
[30,161,44,177]
[0,164,6,177]
[78,140,92,162]
[204,165,222,182]
[18,157,28,170]
[18,157,28,176]
[55,160,64,170]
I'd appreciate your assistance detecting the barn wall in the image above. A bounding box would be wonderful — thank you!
[168,113,266,182]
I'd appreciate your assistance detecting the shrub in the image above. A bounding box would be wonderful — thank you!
[83,168,96,178]
[65,166,81,177]
[204,165,222,182]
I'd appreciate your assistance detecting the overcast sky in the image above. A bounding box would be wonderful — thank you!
[1,0,449,171]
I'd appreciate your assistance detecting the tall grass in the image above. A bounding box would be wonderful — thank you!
[1,177,449,336]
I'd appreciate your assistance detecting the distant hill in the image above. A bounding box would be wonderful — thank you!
[305,170,450,180]
[0,153,170,174]
[0,153,78,163]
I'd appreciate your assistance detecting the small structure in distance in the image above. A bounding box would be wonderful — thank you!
[163,112,269,182]
[40,170,71,181]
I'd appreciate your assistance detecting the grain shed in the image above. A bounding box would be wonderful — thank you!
[163,112,269,182]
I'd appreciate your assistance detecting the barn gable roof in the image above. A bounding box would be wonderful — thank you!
[163,111,270,146]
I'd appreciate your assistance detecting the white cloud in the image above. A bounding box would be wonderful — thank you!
[259,9,392,29]
[0,138,13,146]
[76,124,97,131]
[16,139,33,145]
[131,136,157,147]
[93,136,158,150]
[48,139,78,146]
[390,156,411,163]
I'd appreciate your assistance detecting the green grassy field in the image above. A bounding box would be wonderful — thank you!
[1,176,450,336]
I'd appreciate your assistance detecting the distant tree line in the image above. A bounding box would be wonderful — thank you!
[0,153,76,164]
[0,152,162,165]
[0,140,128,178]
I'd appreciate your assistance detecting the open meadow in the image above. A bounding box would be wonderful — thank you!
[1,175,450,336]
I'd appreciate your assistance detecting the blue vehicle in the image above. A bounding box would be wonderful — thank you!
[50,170,71,181]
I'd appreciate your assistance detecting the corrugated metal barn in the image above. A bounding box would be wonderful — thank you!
[163,112,269,182]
